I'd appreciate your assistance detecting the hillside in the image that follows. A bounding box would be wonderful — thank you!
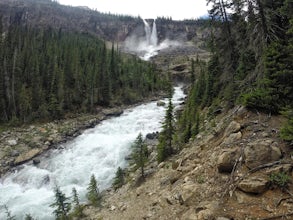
[85,106,293,220]
[0,0,292,219]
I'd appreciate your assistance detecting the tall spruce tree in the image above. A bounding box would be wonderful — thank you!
[86,174,102,207]
[157,97,174,162]
[132,133,148,178]
[71,187,83,218]
[50,187,71,220]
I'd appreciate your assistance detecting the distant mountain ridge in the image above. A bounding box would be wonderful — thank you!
[0,0,204,42]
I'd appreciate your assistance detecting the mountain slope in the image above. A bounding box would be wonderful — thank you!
[85,106,293,220]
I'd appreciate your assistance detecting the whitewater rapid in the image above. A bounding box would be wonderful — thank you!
[0,86,185,219]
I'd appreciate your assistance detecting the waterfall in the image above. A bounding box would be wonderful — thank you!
[143,19,158,47]
[143,19,151,45]
[124,17,181,61]
[150,20,158,46]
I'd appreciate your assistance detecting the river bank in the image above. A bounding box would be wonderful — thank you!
[0,86,185,219]
[0,91,169,178]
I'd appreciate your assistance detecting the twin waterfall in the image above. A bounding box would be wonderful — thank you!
[143,19,158,47]
[124,18,180,61]
[124,19,161,61]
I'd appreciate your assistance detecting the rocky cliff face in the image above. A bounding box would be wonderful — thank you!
[0,0,203,43]
[85,106,293,220]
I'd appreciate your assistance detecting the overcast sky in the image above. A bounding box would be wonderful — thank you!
[58,0,209,20]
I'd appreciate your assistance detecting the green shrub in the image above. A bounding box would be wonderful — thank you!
[269,172,291,189]
[280,109,293,142]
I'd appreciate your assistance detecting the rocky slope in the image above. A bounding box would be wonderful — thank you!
[85,106,293,220]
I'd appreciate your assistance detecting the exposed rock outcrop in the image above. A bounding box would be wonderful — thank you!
[85,106,292,220]
[217,148,240,173]
[238,175,270,194]
[244,139,282,169]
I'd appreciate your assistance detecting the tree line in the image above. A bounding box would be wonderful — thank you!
[177,0,293,143]
[0,23,168,124]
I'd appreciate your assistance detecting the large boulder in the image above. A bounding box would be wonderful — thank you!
[103,108,123,117]
[244,139,282,169]
[14,149,42,165]
[238,176,269,194]
[217,148,240,173]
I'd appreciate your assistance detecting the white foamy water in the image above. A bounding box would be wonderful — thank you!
[124,19,182,61]
[0,86,185,219]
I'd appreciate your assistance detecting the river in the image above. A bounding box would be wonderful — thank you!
[0,86,185,219]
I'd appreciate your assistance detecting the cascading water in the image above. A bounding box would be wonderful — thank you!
[124,18,181,61]
[0,86,185,220]
[143,19,151,45]
[143,19,158,47]
[150,20,158,46]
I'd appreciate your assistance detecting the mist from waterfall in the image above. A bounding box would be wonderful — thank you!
[124,18,181,61]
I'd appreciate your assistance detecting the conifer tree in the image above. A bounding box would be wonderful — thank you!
[86,174,102,207]
[50,187,71,220]
[157,98,174,162]
[71,187,83,218]
[132,133,148,178]
[112,167,125,190]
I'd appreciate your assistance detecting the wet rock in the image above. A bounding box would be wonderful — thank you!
[41,175,50,185]
[157,101,165,107]
[124,155,132,160]
[238,176,269,194]
[217,148,240,173]
[244,139,282,169]
[33,158,41,165]
[146,132,158,140]
[103,108,123,117]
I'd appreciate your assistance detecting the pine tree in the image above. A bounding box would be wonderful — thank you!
[132,133,148,178]
[157,98,174,162]
[50,187,71,220]
[71,187,83,218]
[86,174,102,207]
[112,167,125,190]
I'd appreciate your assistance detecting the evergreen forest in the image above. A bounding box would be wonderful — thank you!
[0,23,168,124]
[178,0,293,143]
